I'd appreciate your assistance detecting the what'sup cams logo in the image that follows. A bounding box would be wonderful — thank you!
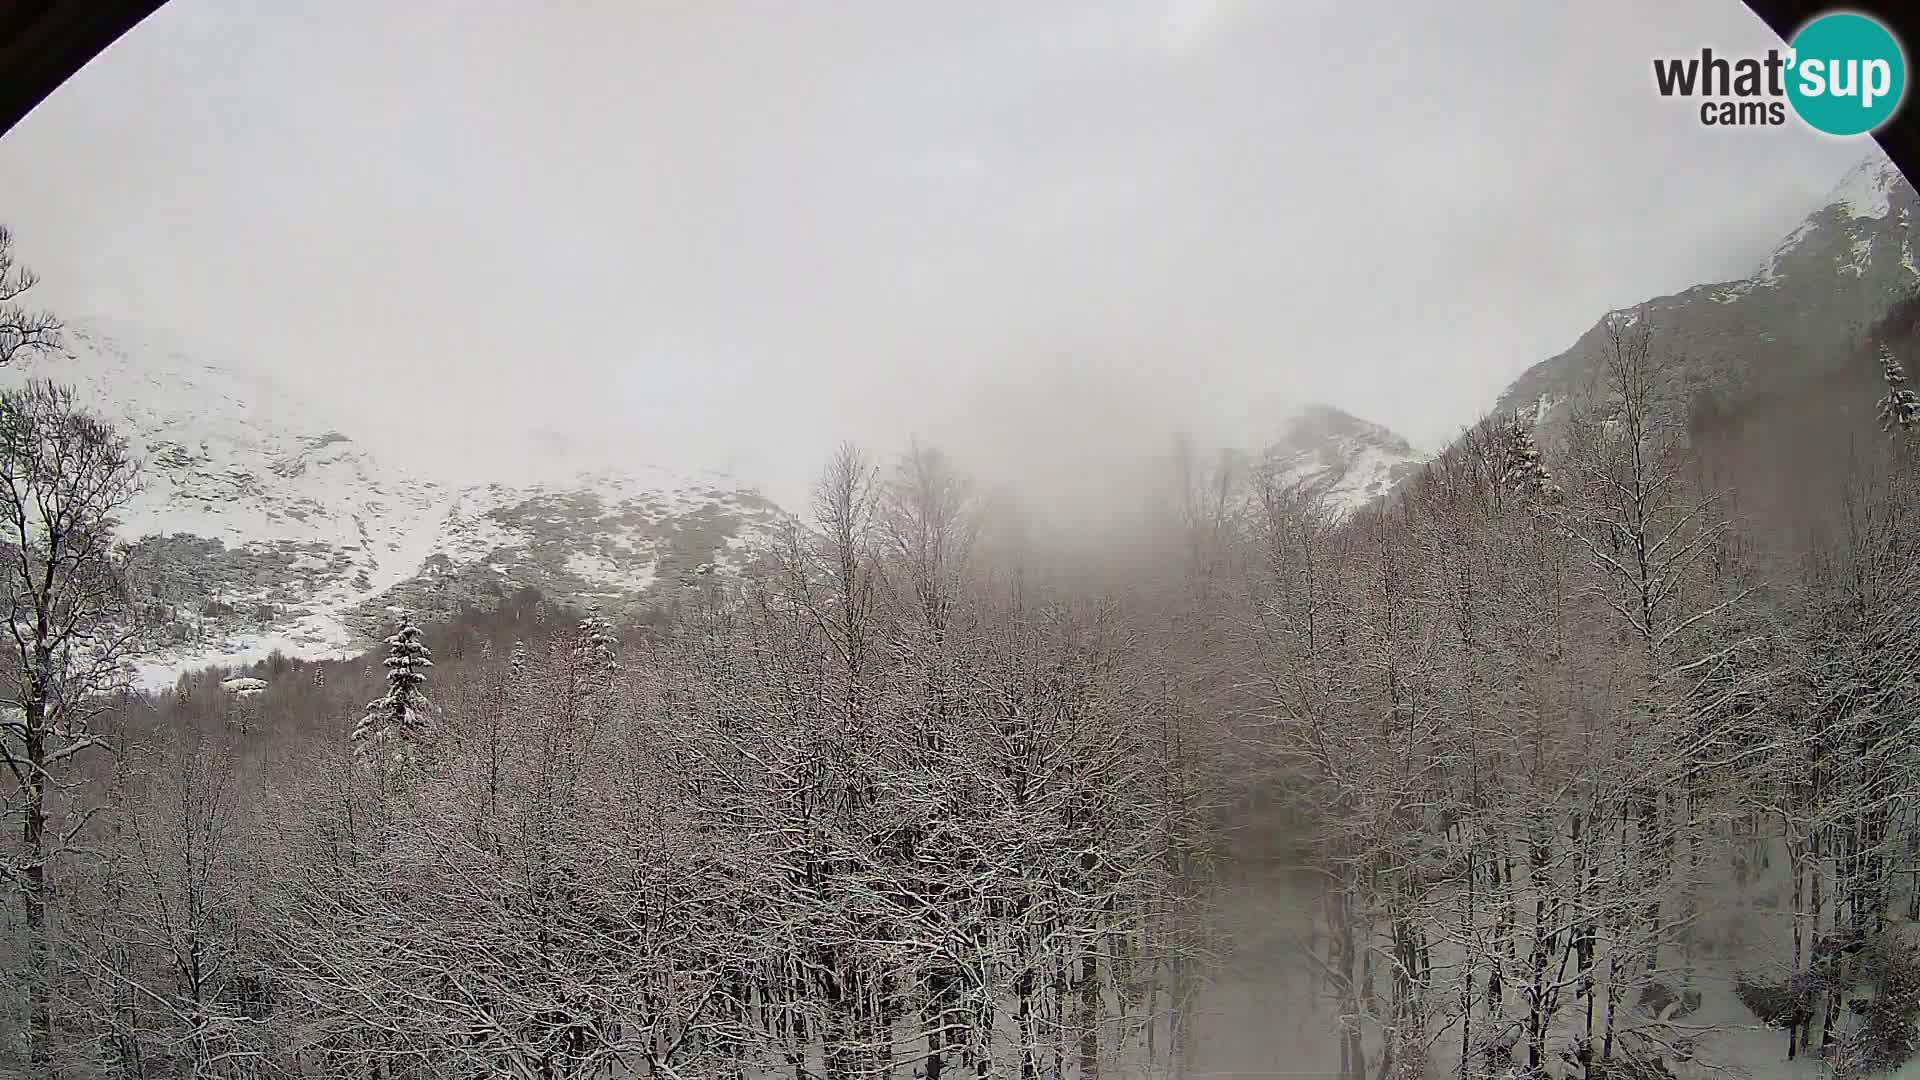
[1653,10,1907,134]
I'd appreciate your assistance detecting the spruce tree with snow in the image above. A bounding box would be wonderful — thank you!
[1876,346,1920,433]
[1503,413,1562,504]
[576,605,619,674]
[351,622,433,776]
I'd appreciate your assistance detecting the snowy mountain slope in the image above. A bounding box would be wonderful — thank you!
[1,315,1418,685]
[1203,401,1428,518]
[360,467,784,636]
[0,319,785,689]
[1489,149,1919,438]
[1250,404,1428,515]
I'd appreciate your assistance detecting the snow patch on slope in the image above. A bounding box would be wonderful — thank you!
[565,549,646,592]
[131,630,358,692]
[1828,151,1902,220]
[1754,217,1817,283]
[1749,150,1906,284]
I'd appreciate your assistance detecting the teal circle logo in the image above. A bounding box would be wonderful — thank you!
[1787,13,1907,136]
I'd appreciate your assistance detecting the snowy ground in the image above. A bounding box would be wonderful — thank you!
[1186,845,1920,1080]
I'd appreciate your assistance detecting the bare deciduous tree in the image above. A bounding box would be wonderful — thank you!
[0,378,140,1072]
[0,228,61,369]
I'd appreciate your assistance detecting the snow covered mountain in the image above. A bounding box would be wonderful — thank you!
[0,319,785,689]
[1491,149,1919,436]
[1248,404,1427,515]
[54,139,1891,692]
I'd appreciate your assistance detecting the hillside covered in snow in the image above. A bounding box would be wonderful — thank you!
[1250,403,1428,514]
[1490,149,1919,438]
[0,319,786,689]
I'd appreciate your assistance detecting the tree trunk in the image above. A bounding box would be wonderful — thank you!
[1077,940,1100,1080]
[926,968,952,1080]
[22,695,52,1075]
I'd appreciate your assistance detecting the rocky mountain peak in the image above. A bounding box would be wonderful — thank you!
[1238,403,1427,516]
[1487,149,1917,446]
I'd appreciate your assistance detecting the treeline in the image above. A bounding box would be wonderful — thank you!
[6,442,1230,1079]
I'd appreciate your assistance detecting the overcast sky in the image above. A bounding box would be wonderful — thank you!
[0,0,1874,506]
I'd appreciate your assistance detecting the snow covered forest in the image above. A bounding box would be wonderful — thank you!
[4,229,1920,1080]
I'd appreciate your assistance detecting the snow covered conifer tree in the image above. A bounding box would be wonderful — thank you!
[1875,346,1919,433]
[576,605,619,675]
[1503,413,1561,504]
[351,622,433,778]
